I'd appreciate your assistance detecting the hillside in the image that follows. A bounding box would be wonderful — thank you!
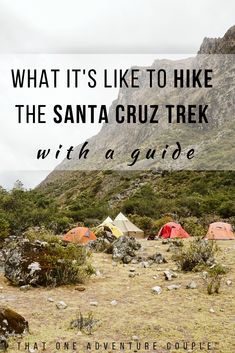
[38,26,235,229]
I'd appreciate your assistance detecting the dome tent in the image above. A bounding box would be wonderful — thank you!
[97,218,123,238]
[63,227,97,245]
[113,213,144,239]
[157,222,190,239]
[205,222,235,240]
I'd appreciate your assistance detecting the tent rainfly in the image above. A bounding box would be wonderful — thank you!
[63,227,97,245]
[157,222,190,239]
[102,216,113,224]
[205,222,235,240]
[113,212,144,239]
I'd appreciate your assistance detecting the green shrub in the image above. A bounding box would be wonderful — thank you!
[205,264,228,295]
[153,215,174,233]
[180,217,206,237]
[0,215,10,239]
[23,228,61,244]
[128,214,154,233]
[173,238,219,272]
[70,311,99,335]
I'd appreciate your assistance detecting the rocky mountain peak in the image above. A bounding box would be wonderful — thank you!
[198,25,235,54]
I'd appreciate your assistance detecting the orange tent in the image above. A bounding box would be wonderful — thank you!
[63,227,97,245]
[157,222,190,239]
[205,222,235,240]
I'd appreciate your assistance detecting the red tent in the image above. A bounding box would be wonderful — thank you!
[157,222,190,239]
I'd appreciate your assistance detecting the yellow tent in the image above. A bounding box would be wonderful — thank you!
[96,218,123,238]
[103,222,123,238]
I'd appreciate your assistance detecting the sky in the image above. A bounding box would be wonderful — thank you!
[0,0,234,189]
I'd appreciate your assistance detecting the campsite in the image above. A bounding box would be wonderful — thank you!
[0,197,234,353]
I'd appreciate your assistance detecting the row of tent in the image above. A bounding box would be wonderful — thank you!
[62,213,235,245]
[63,213,144,244]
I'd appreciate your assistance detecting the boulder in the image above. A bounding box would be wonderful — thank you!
[0,307,28,337]
[108,236,141,263]
[4,238,88,287]
[149,253,167,264]
[87,233,115,252]
[152,286,162,295]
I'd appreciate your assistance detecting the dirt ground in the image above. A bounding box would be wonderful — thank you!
[1,239,234,353]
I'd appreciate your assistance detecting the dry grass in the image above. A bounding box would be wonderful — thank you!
[1,239,234,353]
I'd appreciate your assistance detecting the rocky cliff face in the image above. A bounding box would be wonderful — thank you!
[198,25,235,54]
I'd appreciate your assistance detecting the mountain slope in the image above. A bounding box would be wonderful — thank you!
[39,26,235,227]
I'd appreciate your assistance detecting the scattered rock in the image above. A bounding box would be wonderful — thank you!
[47,297,54,302]
[226,280,232,286]
[123,255,133,264]
[167,284,181,291]
[163,270,177,281]
[149,253,167,264]
[152,275,159,279]
[132,335,139,341]
[129,268,136,273]
[56,301,67,310]
[186,281,197,289]
[140,261,150,268]
[0,307,28,336]
[74,285,86,291]
[209,308,215,313]
[0,336,8,351]
[110,300,118,306]
[152,286,162,295]
[129,273,136,278]
[202,271,208,280]
[19,285,31,291]
[90,301,98,307]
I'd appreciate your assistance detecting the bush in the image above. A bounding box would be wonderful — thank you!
[153,215,174,233]
[173,238,219,272]
[128,214,154,233]
[5,235,95,287]
[0,215,10,240]
[23,228,61,244]
[70,311,99,335]
[180,217,206,237]
[205,264,228,295]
